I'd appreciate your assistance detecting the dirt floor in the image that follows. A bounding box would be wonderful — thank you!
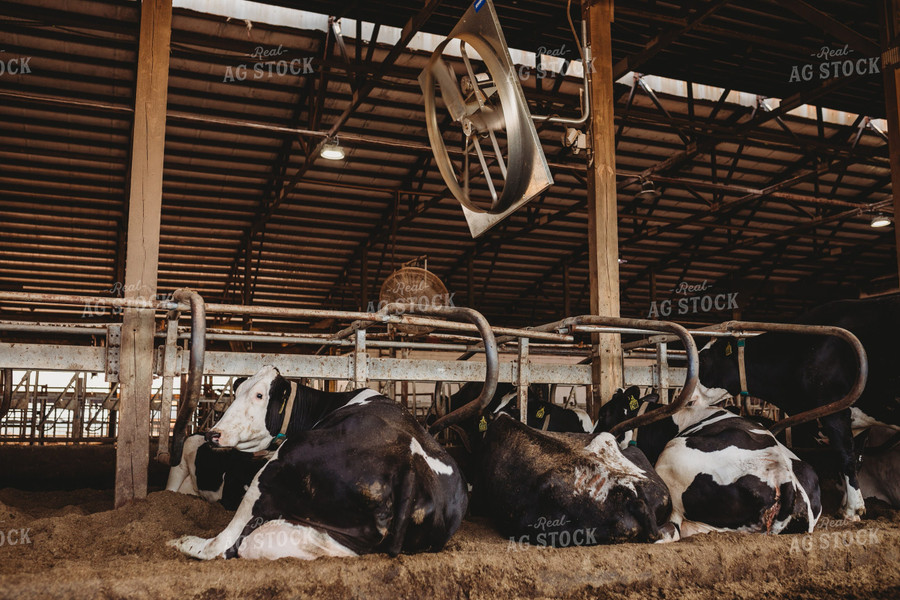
[0,484,898,600]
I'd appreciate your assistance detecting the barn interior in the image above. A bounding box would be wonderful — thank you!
[0,0,899,597]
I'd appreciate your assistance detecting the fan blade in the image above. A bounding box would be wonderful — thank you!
[431,57,467,122]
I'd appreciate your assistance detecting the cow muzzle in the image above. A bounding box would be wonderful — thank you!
[205,430,222,447]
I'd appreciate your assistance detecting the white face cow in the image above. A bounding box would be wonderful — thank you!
[207,365,281,452]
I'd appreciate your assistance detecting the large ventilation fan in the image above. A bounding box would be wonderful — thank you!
[379,264,450,335]
[419,0,553,238]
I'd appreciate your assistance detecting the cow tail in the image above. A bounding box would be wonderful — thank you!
[385,468,417,557]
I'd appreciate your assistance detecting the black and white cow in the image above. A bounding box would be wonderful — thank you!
[857,426,900,508]
[698,294,899,519]
[165,434,267,510]
[597,386,821,541]
[169,365,468,560]
[478,414,671,545]
[438,381,594,434]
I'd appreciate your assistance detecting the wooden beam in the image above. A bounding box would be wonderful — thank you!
[881,0,900,279]
[780,0,881,56]
[585,0,622,418]
[116,0,171,508]
[612,0,730,81]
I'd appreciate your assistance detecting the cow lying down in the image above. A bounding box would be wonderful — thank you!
[598,386,822,542]
[478,414,671,545]
[165,434,267,510]
[169,365,468,560]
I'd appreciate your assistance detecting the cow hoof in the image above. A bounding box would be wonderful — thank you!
[655,523,680,543]
[168,535,212,559]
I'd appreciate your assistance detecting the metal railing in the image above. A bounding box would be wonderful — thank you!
[0,290,864,448]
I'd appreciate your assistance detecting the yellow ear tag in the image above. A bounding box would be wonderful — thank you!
[629,397,639,411]
[725,343,733,356]
[536,407,546,419]
[478,416,488,432]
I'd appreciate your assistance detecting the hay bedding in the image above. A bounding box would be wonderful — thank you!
[0,489,898,600]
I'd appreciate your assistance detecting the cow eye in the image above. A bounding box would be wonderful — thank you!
[256,393,264,399]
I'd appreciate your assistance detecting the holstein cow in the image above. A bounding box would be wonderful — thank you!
[698,294,899,519]
[169,365,468,560]
[436,381,594,434]
[597,386,822,541]
[479,414,671,546]
[165,434,267,510]
[857,426,900,508]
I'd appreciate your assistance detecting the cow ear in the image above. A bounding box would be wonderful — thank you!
[642,392,660,404]
[233,377,248,393]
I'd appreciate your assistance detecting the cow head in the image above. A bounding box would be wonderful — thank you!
[594,386,657,433]
[698,336,742,394]
[206,365,291,452]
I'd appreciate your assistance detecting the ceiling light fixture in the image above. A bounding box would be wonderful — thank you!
[635,178,660,201]
[320,137,345,161]
[870,213,892,228]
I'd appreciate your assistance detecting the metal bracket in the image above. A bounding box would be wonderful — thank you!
[106,324,121,383]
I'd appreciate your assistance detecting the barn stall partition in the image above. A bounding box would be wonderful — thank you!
[0,289,869,495]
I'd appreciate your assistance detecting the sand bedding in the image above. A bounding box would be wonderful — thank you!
[0,486,898,600]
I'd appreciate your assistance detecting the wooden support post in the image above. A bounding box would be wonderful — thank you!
[352,330,368,388]
[73,375,85,445]
[517,338,530,424]
[563,266,571,316]
[880,0,900,278]
[655,342,669,404]
[361,249,369,311]
[0,368,11,423]
[115,0,172,508]
[585,0,623,419]
[401,348,410,411]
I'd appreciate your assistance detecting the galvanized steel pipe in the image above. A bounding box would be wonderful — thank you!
[165,289,207,467]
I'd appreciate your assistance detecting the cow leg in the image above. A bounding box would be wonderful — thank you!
[169,450,279,559]
[165,435,203,495]
[237,520,357,560]
[820,412,865,520]
[169,480,262,559]
[164,459,191,494]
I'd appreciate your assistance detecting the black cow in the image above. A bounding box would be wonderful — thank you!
[169,365,467,560]
[165,434,267,510]
[698,294,900,519]
[479,414,671,546]
[597,387,822,541]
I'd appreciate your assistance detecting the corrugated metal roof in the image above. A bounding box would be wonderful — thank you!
[0,0,893,331]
